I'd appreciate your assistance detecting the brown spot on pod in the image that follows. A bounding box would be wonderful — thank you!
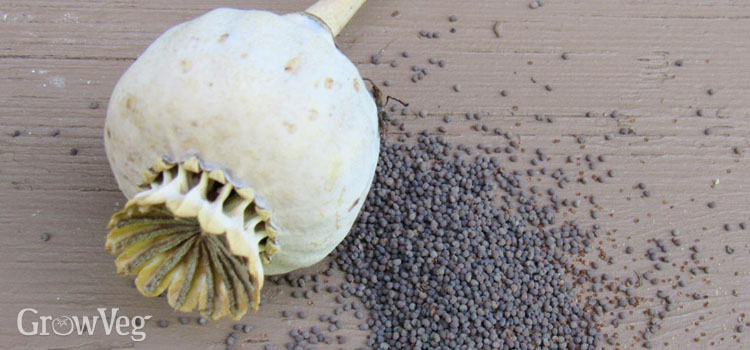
[180,60,192,73]
[284,56,300,74]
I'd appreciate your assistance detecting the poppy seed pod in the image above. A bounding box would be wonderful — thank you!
[104,1,376,320]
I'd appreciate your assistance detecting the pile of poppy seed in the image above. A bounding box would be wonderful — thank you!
[331,136,600,350]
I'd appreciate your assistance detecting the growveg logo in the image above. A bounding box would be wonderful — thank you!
[17,308,151,341]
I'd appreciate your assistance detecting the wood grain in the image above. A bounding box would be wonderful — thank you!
[2,0,750,349]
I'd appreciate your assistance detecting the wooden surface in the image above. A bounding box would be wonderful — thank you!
[2,0,750,349]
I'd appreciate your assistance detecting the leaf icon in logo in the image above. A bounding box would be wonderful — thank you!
[52,316,74,335]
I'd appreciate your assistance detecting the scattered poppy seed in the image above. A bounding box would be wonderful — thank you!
[561,52,569,60]
[158,320,169,328]
[70,148,79,156]
[453,84,461,92]
[675,59,683,66]
[545,84,553,91]
[500,90,509,97]
[707,201,716,209]
[89,101,100,109]
[697,109,705,116]
[11,130,21,137]
[178,316,189,325]
[707,88,715,95]
[40,232,50,241]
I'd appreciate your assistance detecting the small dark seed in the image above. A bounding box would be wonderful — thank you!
[726,245,735,254]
